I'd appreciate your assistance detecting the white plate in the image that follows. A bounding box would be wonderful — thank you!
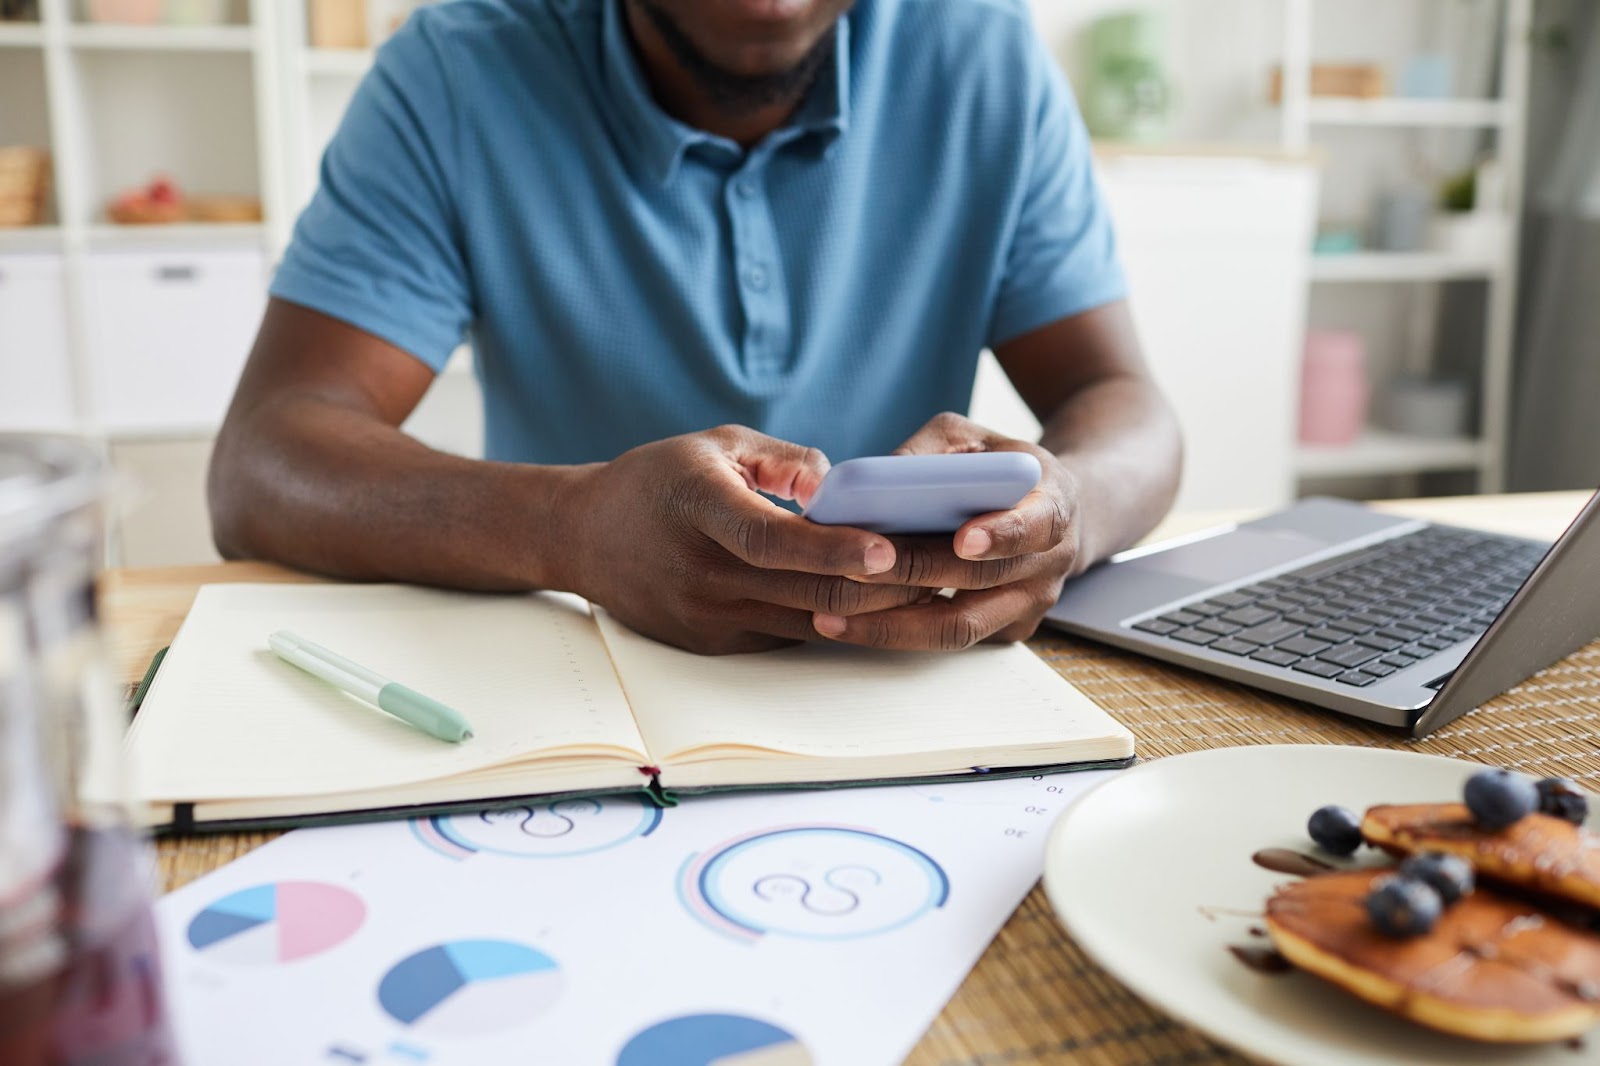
[1044,745,1600,1066]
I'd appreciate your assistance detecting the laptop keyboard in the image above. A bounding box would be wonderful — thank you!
[1129,525,1548,689]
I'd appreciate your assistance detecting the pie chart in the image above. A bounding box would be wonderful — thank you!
[377,939,562,1036]
[186,881,365,965]
[617,1013,813,1066]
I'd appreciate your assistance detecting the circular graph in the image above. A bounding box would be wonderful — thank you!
[617,1013,813,1066]
[679,825,949,942]
[185,881,364,965]
[377,939,561,1036]
[412,796,662,860]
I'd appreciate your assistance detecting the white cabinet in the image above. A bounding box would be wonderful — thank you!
[0,253,75,432]
[1097,152,1319,512]
[81,248,265,433]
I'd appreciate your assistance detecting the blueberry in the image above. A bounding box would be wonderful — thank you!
[1365,876,1443,938]
[1536,777,1590,826]
[1463,769,1539,830]
[1398,851,1475,905]
[1307,805,1363,856]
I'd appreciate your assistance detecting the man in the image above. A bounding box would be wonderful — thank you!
[209,0,1182,655]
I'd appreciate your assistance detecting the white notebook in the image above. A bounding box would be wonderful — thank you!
[126,583,1135,831]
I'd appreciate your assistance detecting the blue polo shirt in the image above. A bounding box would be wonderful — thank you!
[270,0,1125,465]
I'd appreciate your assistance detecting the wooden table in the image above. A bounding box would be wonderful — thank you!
[104,491,1600,1065]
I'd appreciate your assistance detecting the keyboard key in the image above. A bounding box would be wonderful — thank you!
[1197,618,1243,636]
[1304,626,1348,644]
[1220,606,1277,627]
[1419,635,1458,651]
[1133,619,1180,635]
[1441,626,1480,642]
[1380,653,1419,668]
[1171,626,1219,645]
[1321,643,1382,668]
[1235,619,1304,645]
[1336,670,1378,687]
[1255,597,1302,614]
[1374,626,1421,642]
[1401,643,1440,660]
[1361,660,1398,678]
[1210,591,1254,609]
[1325,617,1374,635]
[1276,636,1333,657]
[1183,601,1227,617]
[1343,611,1393,629]
[1327,595,1375,612]
[1353,634,1403,653]
[1158,610,1205,627]
[1209,638,1259,656]
[1293,659,1345,679]
[1250,648,1301,667]
[1416,611,1463,627]
[1284,610,1326,626]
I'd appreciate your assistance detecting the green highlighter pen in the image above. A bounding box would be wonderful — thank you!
[268,629,475,744]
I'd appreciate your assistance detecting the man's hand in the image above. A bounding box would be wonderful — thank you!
[560,425,931,655]
[810,412,1084,651]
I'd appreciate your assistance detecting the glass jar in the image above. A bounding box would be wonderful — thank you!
[0,435,176,1065]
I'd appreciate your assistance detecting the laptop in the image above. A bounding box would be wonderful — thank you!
[1044,489,1600,736]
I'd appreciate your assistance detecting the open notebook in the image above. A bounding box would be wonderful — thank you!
[125,583,1135,832]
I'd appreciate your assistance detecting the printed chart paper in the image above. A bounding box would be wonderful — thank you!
[156,769,1118,1065]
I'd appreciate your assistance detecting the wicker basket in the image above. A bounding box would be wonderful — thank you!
[0,146,51,228]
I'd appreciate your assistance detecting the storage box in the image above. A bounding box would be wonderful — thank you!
[0,253,76,432]
[307,0,367,48]
[0,147,51,228]
[82,248,266,432]
[1269,64,1387,103]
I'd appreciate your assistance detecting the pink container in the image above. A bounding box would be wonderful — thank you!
[86,0,163,24]
[1299,330,1369,446]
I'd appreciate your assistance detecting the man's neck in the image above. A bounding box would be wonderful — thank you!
[623,5,809,148]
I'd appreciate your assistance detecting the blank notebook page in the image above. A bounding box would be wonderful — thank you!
[592,608,1129,763]
[128,584,646,801]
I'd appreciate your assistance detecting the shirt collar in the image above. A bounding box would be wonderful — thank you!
[601,0,852,185]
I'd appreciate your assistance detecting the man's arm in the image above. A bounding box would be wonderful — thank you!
[209,299,923,652]
[994,298,1181,566]
[811,299,1181,650]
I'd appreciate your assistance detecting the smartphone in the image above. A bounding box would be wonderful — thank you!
[802,453,1042,535]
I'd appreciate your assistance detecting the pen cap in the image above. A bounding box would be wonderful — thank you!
[377,683,473,743]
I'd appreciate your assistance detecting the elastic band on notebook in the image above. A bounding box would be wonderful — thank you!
[172,803,195,835]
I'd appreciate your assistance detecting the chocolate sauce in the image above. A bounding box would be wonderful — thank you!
[1229,945,1292,974]
[1252,848,1337,877]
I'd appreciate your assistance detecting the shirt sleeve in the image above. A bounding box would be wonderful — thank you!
[269,15,473,372]
[985,29,1126,349]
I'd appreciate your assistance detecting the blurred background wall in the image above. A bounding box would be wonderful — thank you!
[0,0,1592,567]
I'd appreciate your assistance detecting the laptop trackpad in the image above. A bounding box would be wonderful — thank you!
[1131,527,1331,585]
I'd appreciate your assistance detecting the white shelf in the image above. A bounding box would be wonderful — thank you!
[68,23,255,52]
[1310,252,1498,283]
[1295,429,1490,480]
[0,226,65,252]
[305,48,373,76]
[1306,97,1512,128]
[86,222,267,248]
[0,22,45,47]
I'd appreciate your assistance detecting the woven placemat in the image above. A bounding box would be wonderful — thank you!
[153,633,1600,1064]
[901,631,1600,1065]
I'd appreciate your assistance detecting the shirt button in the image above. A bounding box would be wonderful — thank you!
[744,264,770,291]
[735,179,757,198]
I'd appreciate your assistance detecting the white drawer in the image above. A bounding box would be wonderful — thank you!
[83,248,266,433]
[0,253,76,433]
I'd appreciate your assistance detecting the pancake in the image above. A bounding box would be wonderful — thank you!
[1363,803,1600,910]
[1265,868,1600,1043]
